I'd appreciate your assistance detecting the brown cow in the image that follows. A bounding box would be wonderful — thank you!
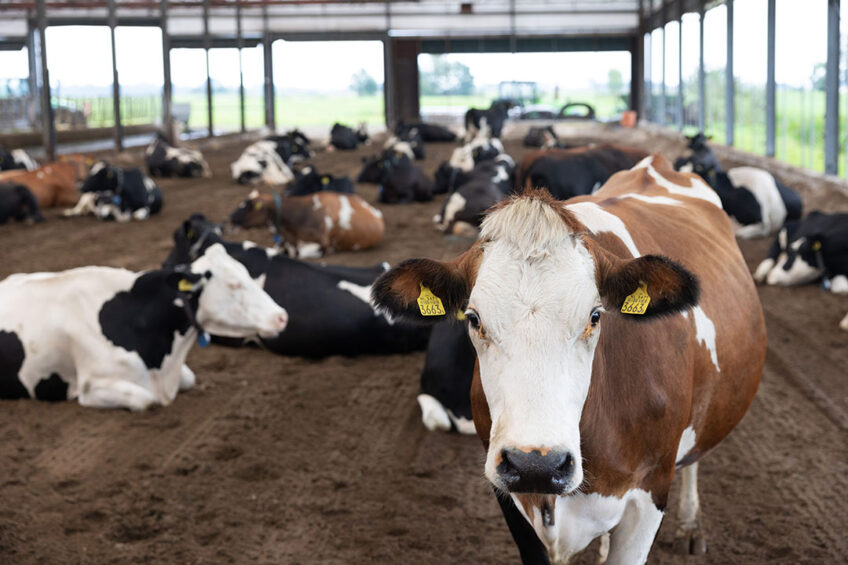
[0,155,88,208]
[372,154,765,564]
[517,143,649,200]
[229,190,384,258]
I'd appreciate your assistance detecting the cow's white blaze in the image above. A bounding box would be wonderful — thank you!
[473,198,600,493]
[191,244,288,338]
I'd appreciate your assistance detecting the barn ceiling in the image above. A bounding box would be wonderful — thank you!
[0,1,650,46]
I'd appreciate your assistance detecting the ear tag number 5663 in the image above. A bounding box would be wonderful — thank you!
[621,283,651,315]
[417,283,446,316]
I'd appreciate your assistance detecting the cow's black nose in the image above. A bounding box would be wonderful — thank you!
[497,448,575,494]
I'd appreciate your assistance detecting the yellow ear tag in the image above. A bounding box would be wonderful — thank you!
[321,176,330,185]
[187,228,195,239]
[178,279,194,292]
[620,283,651,315]
[812,241,822,251]
[455,309,467,321]
[254,201,263,210]
[417,283,446,316]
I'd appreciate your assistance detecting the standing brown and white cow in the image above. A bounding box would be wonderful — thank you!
[373,154,765,564]
[229,190,385,258]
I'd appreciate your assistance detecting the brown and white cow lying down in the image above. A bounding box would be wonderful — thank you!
[229,190,384,258]
[373,154,766,564]
[0,158,87,208]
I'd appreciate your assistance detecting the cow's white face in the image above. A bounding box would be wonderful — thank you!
[470,200,599,495]
[191,244,288,338]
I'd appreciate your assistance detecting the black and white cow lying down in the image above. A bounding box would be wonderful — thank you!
[0,244,287,410]
[356,151,434,204]
[0,147,38,171]
[163,215,432,357]
[754,211,848,292]
[395,121,457,143]
[433,154,515,236]
[231,131,312,186]
[329,123,369,150]
[417,321,476,434]
[676,132,803,238]
[146,133,211,178]
[0,182,43,224]
[286,165,355,196]
[64,161,163,221]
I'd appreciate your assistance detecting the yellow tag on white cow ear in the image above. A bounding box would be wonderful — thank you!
[417,283,446,316]
[178,279,195,292]
[620,283,651,315]
[321,176,330,185]
[812,241,822,251]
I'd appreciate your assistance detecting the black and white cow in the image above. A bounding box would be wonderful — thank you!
[145,133,211,178]
[265,130,314,164]
[330,123,369,150]
[0,147,38,172]
[0,244,287,410]
[0,182,43,224]
[753,211,848,294]
[464,100,512,141]
[395,121,457,143]
[523,125,567,149]
[675,133,803,238]
[357,151,434,204]
[384,128,425,160]
[448,136,505,173]
[417,320,476,434]
[433,154,515,235]
[163,215,432,357]
[64,161,163,221]
[230,140,297,186]
[286,166,355,197]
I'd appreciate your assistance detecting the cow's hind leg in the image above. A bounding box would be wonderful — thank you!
[605,491,663,565]
[673,463,707,555]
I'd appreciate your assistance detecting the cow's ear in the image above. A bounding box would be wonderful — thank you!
[372,246,481,324]
[166,271,204,292]
[597,253,699,319]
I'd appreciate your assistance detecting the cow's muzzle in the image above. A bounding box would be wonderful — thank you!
[497,447,576,495]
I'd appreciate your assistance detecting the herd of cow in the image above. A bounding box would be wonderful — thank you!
[0,113,846,564]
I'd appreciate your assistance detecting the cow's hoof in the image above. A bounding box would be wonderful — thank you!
[673,528,707,555]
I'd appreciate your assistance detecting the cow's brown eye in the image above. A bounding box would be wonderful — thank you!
[465,310,481,331]
[590,310,601,327]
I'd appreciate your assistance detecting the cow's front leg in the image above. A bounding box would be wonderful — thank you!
[604,492,664,565]
[673,463,707,555]
[62,192,96,217]
[78,378,157,411]
[179,365,196,391]
[734,222,769,240]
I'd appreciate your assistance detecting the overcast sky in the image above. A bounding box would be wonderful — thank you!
[0,1,838,93]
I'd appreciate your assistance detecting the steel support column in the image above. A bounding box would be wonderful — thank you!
[636,0,646,119]
[677,8,683,131]
[725,0,734,145]
[237,2,245,133]
[660,25,666,126]
[203,0,212,137]
[766,0,776,157]
[825,0,840,174]
[108,0,123,152]
[35,0,55,162]
[262,6,275,131]
[161,0,172,138]
[698,0,705,132]
[383,37,395,128]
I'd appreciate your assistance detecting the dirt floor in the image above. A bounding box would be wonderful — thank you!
[0,127,846,564]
